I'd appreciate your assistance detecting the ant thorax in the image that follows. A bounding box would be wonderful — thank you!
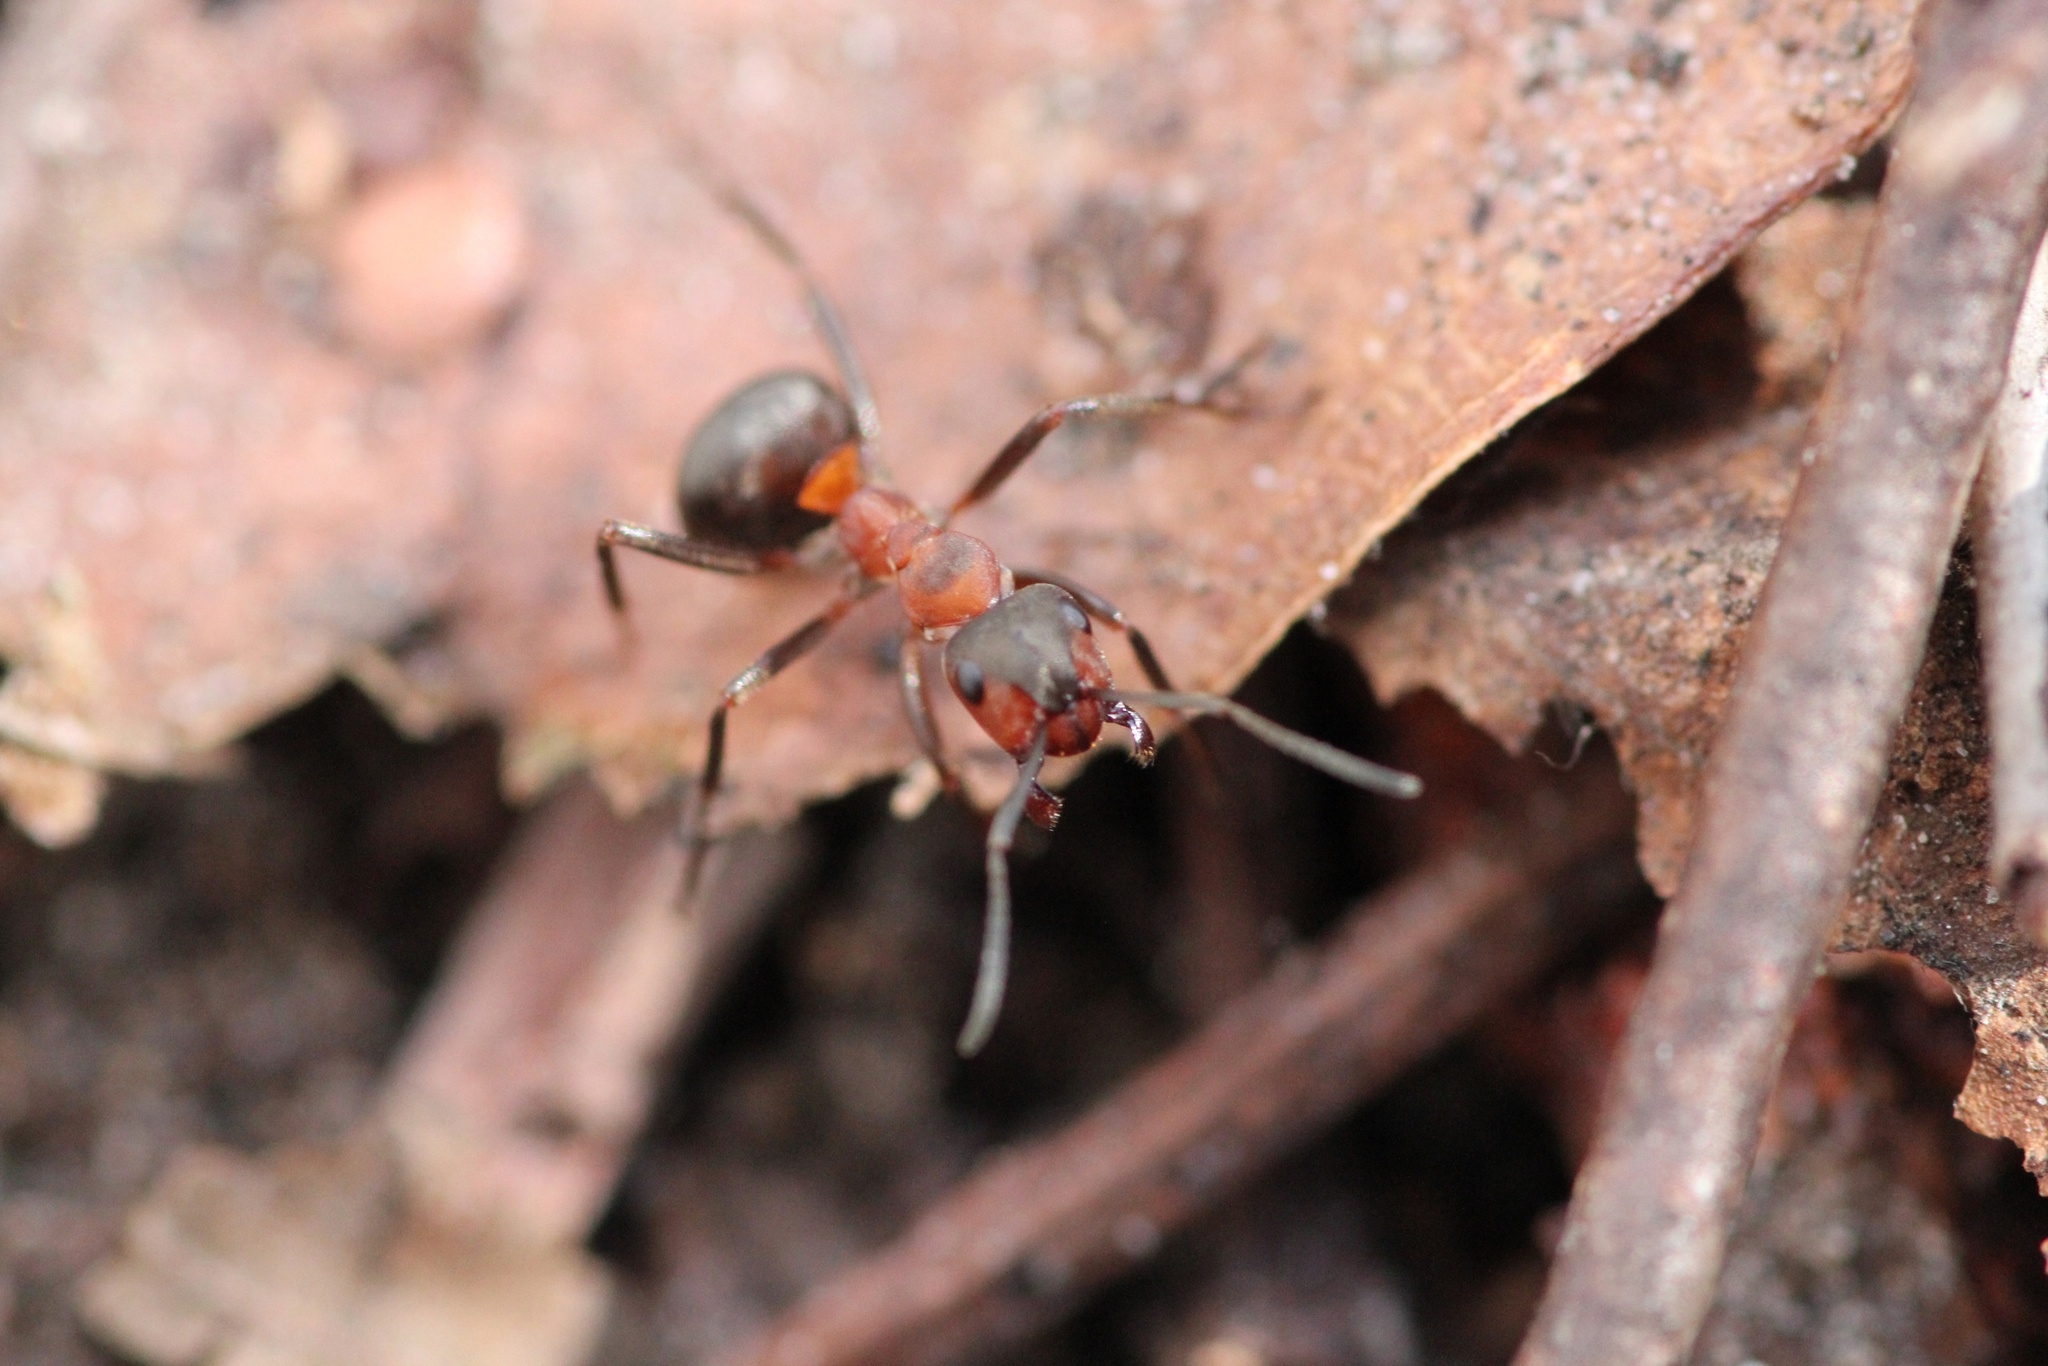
[833,488,1003,636]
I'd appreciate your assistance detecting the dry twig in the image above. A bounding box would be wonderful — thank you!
[1513,8,2048,1365]
[1976,230,2048,941]
[380,784,807,1245]
[724,765,1636,1366]
[76,782,808,1366]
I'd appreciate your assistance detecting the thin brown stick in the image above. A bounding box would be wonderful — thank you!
[76,781,812,1366]
[382,780,808,1244]
[1513,10,2048,1366]
[722,767,1636,1366]
[1977,229,2048,941]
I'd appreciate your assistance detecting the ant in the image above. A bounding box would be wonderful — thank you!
[597,174,1421,1055]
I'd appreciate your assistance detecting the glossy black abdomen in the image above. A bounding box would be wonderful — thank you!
[678,370,856,552]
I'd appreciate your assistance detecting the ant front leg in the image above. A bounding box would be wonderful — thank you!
[898,627,964,803]
[596,519,778,617]
[681,580,879,896]
[902,626,1056,829]
[943,336,1275,522]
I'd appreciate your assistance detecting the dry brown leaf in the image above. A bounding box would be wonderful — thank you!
[0,0,1916,839]
[0,0,480,805]
[75,1133,610,1366]
[1337,195,2048,1189]
[1340,194,1874,894]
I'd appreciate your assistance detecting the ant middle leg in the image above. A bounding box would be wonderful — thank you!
[943,336,1275,522]
[681,580,879,895]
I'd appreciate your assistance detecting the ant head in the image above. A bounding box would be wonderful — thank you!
[944,583,1114,759]
[678,370,860,553]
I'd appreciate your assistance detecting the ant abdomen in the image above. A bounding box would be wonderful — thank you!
[678,369,858,552]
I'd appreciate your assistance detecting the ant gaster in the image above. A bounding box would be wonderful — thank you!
[597,174,1421,1056]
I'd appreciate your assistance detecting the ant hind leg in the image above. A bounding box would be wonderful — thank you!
[679,581,878,897]
[679,156,886,476]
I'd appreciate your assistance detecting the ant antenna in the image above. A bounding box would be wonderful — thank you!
[1171,332,1273,407]
[1108,690,1423,798]
[958,728,1050,1057]
[679,148,887,477]
[954,692,1420,1057]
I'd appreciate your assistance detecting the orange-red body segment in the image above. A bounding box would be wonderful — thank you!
[837,486,922,578]
[835,484,1002,633]
[795,442,863,514]
[895,529,1003,631]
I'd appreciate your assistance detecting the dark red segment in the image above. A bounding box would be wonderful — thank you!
[838,486,923,579]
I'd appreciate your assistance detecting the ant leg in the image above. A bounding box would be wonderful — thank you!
[957,727,1050,1057]
[597,519,774,615]
[944,336,1274,523]
[682,581,880,895]
[683,162,885,475]
[899,627,964,801]
[945,393,1191,523]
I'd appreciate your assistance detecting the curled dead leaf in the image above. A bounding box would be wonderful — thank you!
[0,0,1915,847]
[1337,192,2048,1191]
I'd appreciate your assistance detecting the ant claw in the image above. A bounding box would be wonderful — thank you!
[1026,783,1063,831]
[1105,699,1155,765]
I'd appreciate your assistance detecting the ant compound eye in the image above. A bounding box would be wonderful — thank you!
[954,658,986,706]
[1058,598,1091,634]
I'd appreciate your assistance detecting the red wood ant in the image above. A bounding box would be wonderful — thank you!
[597,176,1421,1055]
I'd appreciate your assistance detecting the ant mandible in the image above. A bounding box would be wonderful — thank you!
[596,173,1421,1056]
